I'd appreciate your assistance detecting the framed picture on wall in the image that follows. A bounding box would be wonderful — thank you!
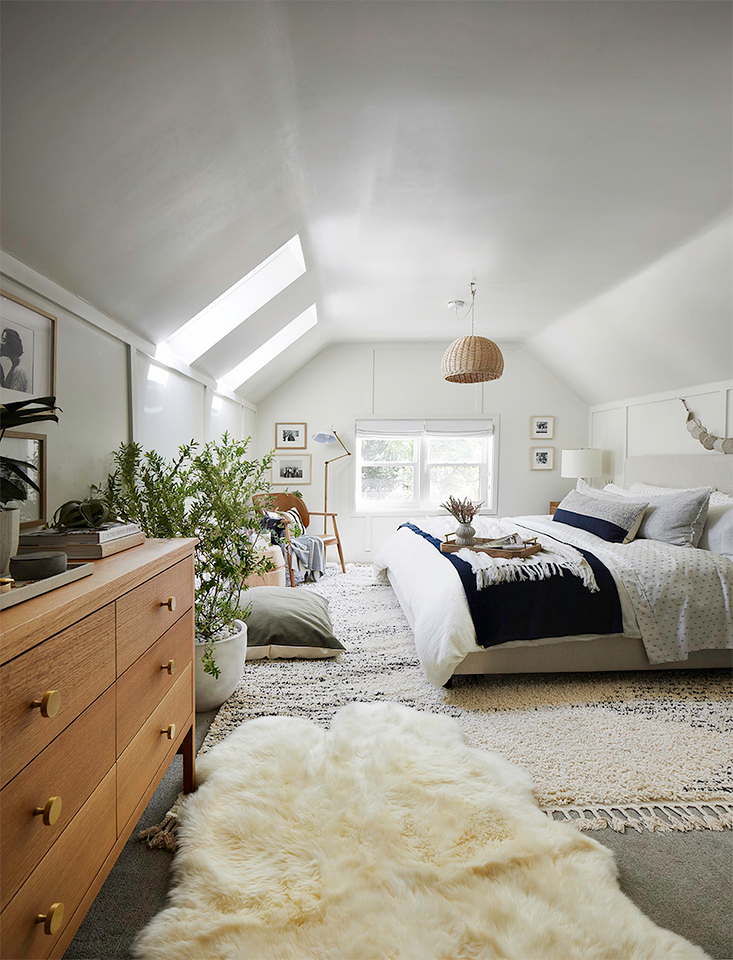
[271,453,312,484]
[0,290,56,403]
[275,422,307,449]
[530,447,554,470]
[1,430,47,528]
[530,415,554,439]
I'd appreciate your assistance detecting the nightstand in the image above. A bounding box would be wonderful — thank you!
[549,501,561,516]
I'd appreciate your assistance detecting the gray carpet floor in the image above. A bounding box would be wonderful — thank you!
[66,710,733,960]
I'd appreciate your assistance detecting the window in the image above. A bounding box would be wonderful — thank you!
[355,419,496,513]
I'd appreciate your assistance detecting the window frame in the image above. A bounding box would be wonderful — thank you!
[353,418,498,516]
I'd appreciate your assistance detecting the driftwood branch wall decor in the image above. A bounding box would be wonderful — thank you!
[681,399,733,454]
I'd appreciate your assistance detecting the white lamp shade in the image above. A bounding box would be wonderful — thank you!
[561,448,603,479]
[312,429,337,444]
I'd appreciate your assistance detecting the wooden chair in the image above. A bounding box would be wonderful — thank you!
[254,493,345,586]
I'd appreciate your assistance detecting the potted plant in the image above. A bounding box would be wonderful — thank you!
[0,397,59,572]
[101,433,274,710]
[440,495,483,546]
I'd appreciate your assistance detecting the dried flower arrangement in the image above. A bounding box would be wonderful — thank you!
[439,496,483,523]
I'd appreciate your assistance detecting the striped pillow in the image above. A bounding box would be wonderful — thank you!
[554,489,648,543]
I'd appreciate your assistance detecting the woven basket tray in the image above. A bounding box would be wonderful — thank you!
[440,538,542,559]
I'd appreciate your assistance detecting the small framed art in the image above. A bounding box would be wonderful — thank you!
[1,290,56,402]
[271,453,312,484]
[530,416,554,440]
[530,447,554,471]
[275,422,307,449]
[1,430,47,528]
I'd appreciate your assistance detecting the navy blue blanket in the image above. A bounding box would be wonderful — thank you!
[400,523,622,648]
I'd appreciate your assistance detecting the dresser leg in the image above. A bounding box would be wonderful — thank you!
[178,722,196,793]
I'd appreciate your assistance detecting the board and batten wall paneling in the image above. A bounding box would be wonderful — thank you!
[256,342,589,562]
[205,390,246,443]
[590,380,733,484]
[135,353,206,461]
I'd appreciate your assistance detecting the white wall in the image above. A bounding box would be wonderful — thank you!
[1,254,254,521]
[256,342,590,562]
[589,379,733,483]
[529,216,733,406]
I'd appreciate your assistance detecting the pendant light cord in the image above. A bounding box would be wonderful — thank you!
[452,281,477,332]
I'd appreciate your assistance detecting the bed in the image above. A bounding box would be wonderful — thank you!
[373,455,733,686]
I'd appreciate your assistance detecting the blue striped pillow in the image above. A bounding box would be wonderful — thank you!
[553,489,648,543]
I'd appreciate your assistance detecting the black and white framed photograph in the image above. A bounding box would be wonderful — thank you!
[0,290,56,402]
[275,422,307,450]
[530,415,554,440]
[1,430,47,528]
[530,446,554,471]
[271,453,312,484]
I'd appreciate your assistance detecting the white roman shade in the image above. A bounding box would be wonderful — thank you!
[356,419,494,438]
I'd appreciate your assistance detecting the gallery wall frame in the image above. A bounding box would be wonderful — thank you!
[275,422,307,450]
[2,430,47,528]
[0,290,57,403]
[530,446,554,470]
[271,453,312,484]
[530,415,554,440]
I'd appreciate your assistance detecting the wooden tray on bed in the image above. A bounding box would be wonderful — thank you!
[440,537,542,559]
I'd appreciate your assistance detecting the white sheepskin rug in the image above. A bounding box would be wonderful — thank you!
[133,703,709,960]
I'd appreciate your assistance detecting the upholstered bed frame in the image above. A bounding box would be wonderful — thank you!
[448,455,733,676]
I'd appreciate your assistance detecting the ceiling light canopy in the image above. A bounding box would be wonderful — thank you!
[441,282,504,384]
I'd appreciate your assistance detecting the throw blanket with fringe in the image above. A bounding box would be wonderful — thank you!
[400,523,622,650]
[289,534,325,581]
[416,516,598,591]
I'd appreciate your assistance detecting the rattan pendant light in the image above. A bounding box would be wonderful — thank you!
[441,282,504,383]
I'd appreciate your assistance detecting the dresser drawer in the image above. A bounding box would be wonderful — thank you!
[116,557,194,675]
[0,687,115,911]
[0,767,116,960]
[116,608,194,755]
[0,607,116,788]
[116,663,193,830]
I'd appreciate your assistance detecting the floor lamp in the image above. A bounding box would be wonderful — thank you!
[312,428,351,534]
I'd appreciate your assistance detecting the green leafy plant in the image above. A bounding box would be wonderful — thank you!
[0,397,60,506]
[100,434,274,678]
[440,495,483,523]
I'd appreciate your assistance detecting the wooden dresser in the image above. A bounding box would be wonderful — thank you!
[0,539,196,960]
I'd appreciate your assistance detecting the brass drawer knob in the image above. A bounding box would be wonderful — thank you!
[161,659,176,675]
[34,796,62,826]
[31,690,61,718]
[160,596,177,612]
[161,723,176,740]
[36,902,64,936]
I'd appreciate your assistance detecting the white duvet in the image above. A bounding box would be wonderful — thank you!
[373,515,733,686]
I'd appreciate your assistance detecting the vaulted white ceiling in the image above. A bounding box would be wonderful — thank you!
[1,1,731,403]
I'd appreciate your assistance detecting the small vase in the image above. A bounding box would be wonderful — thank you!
[455,521,476,546]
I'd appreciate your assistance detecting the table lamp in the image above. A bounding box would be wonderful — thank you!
[561,448,603,485]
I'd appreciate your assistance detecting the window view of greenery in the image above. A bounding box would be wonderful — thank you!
[427,437,483,502]
[357,429,491,509]
[359,438,415,501]
[428,465,480,502]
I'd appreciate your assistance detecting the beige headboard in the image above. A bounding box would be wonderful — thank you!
[624,455,733,495]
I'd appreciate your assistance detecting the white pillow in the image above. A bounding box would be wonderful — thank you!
[697,503,733,555]
[601,482,635,497]
[630,481,729,503]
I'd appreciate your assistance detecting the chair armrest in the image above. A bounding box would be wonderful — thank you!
[309,511,338,517]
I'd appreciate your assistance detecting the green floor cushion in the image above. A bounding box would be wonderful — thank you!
[243,586,345,660]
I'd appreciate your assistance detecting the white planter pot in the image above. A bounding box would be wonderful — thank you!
[0,507,21,575]
[194,619,247,712]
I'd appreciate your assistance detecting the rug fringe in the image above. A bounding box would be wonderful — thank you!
[139,792,185,851]
[545,802,733,833]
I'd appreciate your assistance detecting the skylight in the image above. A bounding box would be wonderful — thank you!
[160,235,306,365]
[217,305,317,392]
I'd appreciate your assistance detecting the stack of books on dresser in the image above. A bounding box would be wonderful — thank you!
[18,521,145,559]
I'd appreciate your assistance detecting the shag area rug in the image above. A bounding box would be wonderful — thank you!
[133,703,709,960]
[199,563,733,834]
